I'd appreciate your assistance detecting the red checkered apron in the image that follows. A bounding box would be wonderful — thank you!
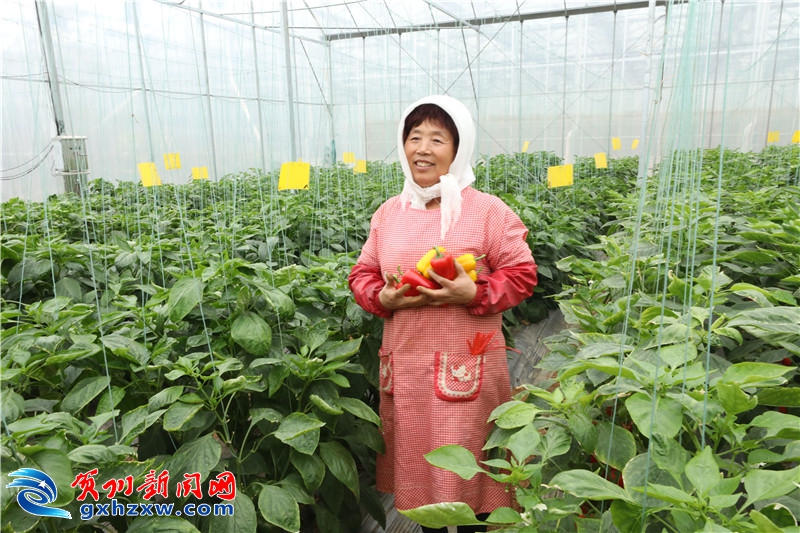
[360,188,532,513]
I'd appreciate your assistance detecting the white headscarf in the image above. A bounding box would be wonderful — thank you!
[398,95,476,239]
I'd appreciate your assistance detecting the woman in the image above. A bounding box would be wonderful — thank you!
[348,95,537,532]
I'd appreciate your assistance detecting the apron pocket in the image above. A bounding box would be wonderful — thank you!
[434,351,484,402]
[378,348,393,394]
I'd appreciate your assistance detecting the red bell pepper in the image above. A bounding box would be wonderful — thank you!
[430,248,457,280]
[396,267,441,297]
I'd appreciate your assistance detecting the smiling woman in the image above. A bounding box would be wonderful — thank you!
[348,95,539,533]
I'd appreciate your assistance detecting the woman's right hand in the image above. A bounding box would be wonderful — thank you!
[378,271,431,310]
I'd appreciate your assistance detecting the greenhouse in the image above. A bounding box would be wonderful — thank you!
[1,0,799,532]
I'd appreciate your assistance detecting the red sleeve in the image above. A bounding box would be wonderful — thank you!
[348,263,393,318]
[465,262,538,316]
[464,197,538,316]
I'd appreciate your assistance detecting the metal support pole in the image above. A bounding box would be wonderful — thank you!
[764,0,785,143]
[518,20,524,151]
[35,1,65,136]
[280,1,298,161]
[251,1,267,173]
[363,36,368,160]
[636,0,658,185]
[198,0,219,179]
[607,9,618,154]
[561,15,569,161]
[131,3,156,164]
[326,43,335,165]
[706,0,726,147]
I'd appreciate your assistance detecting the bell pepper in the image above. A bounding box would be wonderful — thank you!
[417,246,445,278]
[430,248,457,280]
[395,266,440,297]
[456,253,485,273]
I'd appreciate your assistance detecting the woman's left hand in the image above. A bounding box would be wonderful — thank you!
[416,260,478,306]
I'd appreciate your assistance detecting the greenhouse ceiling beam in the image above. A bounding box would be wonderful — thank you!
[325,0,687,42]
[154,0,327,45]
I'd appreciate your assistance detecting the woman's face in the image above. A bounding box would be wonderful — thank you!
[403,119,456,188]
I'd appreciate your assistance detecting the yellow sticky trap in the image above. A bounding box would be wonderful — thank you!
[792,130,800,143]
[163,153,181,170]
[278,161,310,190]
[767,131,780,143]
[594,152,608,169]
[631,139,640,149]
[612,138,622,151]
[343,152,355,163]
[547,164,574,188]
[354,160,367,174]
[192,166,209,180]
[521,141,530,153]
[138,162,162,187]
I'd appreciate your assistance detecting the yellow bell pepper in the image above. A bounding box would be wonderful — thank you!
[417,246,445,278]
[456,253,485,272]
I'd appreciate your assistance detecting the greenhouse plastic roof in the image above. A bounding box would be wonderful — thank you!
[170,1,669,43]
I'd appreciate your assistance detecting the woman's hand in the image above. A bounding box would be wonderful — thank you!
[378,271,432,310]
[416,260,477,305]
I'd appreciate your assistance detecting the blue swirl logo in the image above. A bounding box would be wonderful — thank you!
[6,468,72,519]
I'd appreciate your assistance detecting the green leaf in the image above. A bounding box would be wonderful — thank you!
[726,307,800,337]
[424,444,485,480]
[167,277,204,323]
[611,499,644,533]
[748,511,783,533]
[319,440,359,499]
[506,423,541,462]
[626,392,683,438]
[309,394,343,415]
[231,311,272,356]
[262,288,296,321]
[205,492,256,533]
[594,422,636,471]
[757,387,800,407]
[749,411,800,439]
[163,400,204,432]
[338,396,381,426]
[67,444,120,464]
[399,502,481,527]
[120,405,166,444]
[716,382,758,415]
[290,449,326,492]
[568,410,598,453]
[55,277,83,301]
[100,334,150,365]
[742,465,800,508]
[539,426,571,462]
[486,507,523,524]
[650,434,690,481]
[629,483,695,504]
[29,449,74,505]
[295,321,329,354]
[128,516,201,533]
[148,386,184,412]
[61,376,110,414]
[684,447,720,497]
[719,362,792,388]
[323,337,362,362]
[1,389,24,423]
[274,413,325,455]
[162,434,221,492]
[490,401,540,429]
[549,469,635,503]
